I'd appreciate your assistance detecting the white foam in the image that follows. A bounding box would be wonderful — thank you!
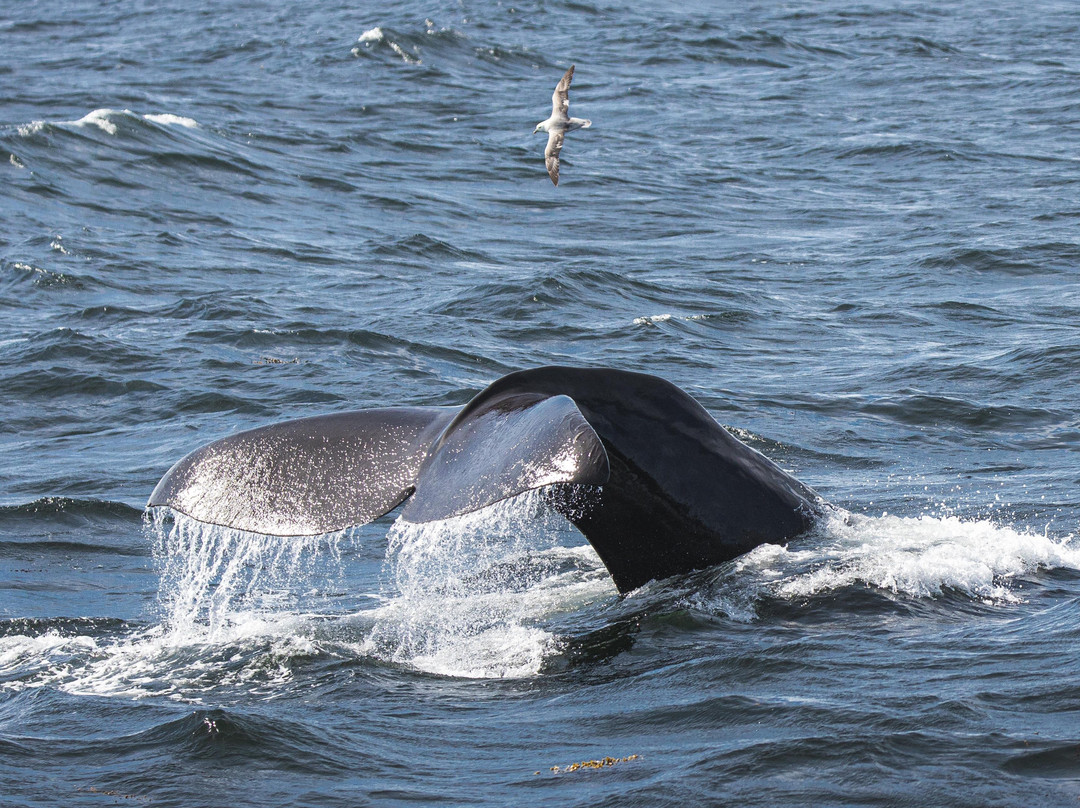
[728,509,1080,605]
[410,623,555,679]
[69,621,318,700]
[0,631,98,677]
[142,113,198,128]
[17,121,46,137]
[634,313,673,325]
[15,111,120,136]
[633,313,709,326]
[358,27,384,43]
[72,108,122,135]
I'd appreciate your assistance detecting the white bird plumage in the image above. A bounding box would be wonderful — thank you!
[533,65,591,186]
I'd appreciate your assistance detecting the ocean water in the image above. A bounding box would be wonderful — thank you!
[3,0,1080,804]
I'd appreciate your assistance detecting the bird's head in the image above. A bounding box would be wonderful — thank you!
[533,122,546,134]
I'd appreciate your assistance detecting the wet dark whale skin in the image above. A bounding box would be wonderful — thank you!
[459,368,822,591]
[149,366,822,593]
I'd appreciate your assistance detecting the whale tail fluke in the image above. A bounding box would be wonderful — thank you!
[148,367,822,592]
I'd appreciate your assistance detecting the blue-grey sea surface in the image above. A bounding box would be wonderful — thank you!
[2,0,1080,805]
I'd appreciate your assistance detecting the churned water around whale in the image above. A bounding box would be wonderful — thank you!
[3,0,1080,805]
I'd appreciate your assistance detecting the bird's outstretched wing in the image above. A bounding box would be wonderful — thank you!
[550,65,574,121]
[544,129,565,185]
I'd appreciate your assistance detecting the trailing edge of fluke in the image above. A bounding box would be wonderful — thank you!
[148,366,824,593]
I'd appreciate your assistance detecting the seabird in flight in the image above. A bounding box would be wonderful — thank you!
[533,65,591,186]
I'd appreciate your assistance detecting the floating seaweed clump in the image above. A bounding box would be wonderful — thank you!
[545,754,640,774]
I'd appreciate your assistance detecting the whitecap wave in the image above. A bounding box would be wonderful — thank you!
[142,113,199,128]
[633,313,709,325]
[353,26,421,63]
[73,108,122,134]
[15,109,200,138]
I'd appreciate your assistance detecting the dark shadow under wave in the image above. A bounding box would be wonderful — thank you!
[920,243,1080,276]
[0,497,143,525]
[119,709,352,775]
[1003,743,1080,779]
[0,538,148,558]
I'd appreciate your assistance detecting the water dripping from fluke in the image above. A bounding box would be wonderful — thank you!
[0,511,355,700]
[359,490,615,679]
[148,508,348,643]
